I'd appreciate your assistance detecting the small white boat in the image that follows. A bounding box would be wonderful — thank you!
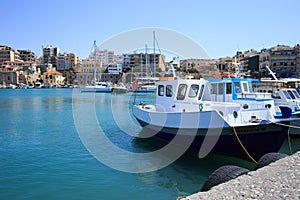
[34,81,43,88]
[9,84,17,89]
[112,83,127,94]
[81,81,113,93]
[133,77,295,161]
[81,40,113,93]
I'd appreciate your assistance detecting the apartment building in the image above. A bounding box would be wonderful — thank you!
[42,45,59,68]
[0,45,21,65]
[18,49,36,62]
[122,53,166,74]
[88,49,114,66]
[259,45,300,78]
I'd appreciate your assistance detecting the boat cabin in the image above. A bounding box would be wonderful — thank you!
[155,77,275,115]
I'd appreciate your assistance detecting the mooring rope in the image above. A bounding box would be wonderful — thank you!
[232,126,258,164]
[270,121,296,155]
[270,121,300,129]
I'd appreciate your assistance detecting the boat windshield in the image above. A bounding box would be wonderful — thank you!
[177,84,187,100]
[283,90,292,99]
[287,90,296,99]
[292,90,300,99]
[188,84,199,97]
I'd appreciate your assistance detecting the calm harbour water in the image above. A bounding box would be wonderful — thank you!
[0,89,299,200]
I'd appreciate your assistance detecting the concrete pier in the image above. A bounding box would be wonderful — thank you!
[180,151,300,200]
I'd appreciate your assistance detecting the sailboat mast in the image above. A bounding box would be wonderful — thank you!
[93,40,97,83]
[153,31,156,78]
[145,44,148,78]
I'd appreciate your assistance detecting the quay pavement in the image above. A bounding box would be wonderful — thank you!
[180,151,300,200]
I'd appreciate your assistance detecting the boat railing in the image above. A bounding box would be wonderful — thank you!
[236,92,272,100]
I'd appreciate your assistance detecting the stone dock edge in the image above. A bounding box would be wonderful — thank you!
[179,151,300,200]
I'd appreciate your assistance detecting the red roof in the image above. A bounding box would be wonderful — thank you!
[43,71,63,75]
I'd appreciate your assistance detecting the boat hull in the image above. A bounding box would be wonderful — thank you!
[134,113,288,161]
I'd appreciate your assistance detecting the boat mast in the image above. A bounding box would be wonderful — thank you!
[153,31,156,78]
[93,40,97,84]
[145,44,148,79]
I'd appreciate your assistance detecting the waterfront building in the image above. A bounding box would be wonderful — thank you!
[87,49,114,66]
[108,64,123,74]
[76,59,122,85]
[0,45,21,65]
[57,52,80,72]
[180,58,218,77]
[259,44,300,78]
[217,57,234,71]
[121,53,166,74]
[43,70,65,86]
[18,49,36,62]
[42,45,60,68]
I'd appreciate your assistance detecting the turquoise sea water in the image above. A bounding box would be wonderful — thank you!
[0,89,299,200]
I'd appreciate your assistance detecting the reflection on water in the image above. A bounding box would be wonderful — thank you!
[0,89,300,200]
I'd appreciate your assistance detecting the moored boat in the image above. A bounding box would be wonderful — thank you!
[80,40,113,93]
[132,77,294,161]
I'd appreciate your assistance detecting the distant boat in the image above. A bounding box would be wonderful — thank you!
[34,81,43,88]
[112,83,127,94]
[81,81,113,92]
[9,84,17,89]
[132,76,296,161]
[134,78,158,93]
[81,40,113,93]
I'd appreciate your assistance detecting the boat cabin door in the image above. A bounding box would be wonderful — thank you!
[210,82,227,102]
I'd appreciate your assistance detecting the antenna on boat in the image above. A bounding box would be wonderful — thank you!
[232,57,240,77]
[265,65,278,80]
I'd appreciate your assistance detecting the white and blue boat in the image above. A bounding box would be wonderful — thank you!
[133,77,294,161]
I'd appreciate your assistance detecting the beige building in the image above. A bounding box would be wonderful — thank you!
[43,70,65,85]
[0,45,21,65]
[57,52,81,72]
[76,60,122,85]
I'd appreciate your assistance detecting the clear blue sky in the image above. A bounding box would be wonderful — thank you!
[1,0,299,60]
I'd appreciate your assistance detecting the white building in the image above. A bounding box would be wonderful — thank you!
[108,64,123,74]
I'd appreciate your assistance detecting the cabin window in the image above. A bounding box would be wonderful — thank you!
[292,90,300,98]
[177,84,187,100]
[158,85,164,96]
[218,83,224,94]
[226,83,232,94]
[234,82,241,93]
[189,84,199,97]
[283,90,291,99]
[166,85,172,97]
[210,83,217,94]
[198,84,205,100]
[287,90,296,99]
[242,82,249,92]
